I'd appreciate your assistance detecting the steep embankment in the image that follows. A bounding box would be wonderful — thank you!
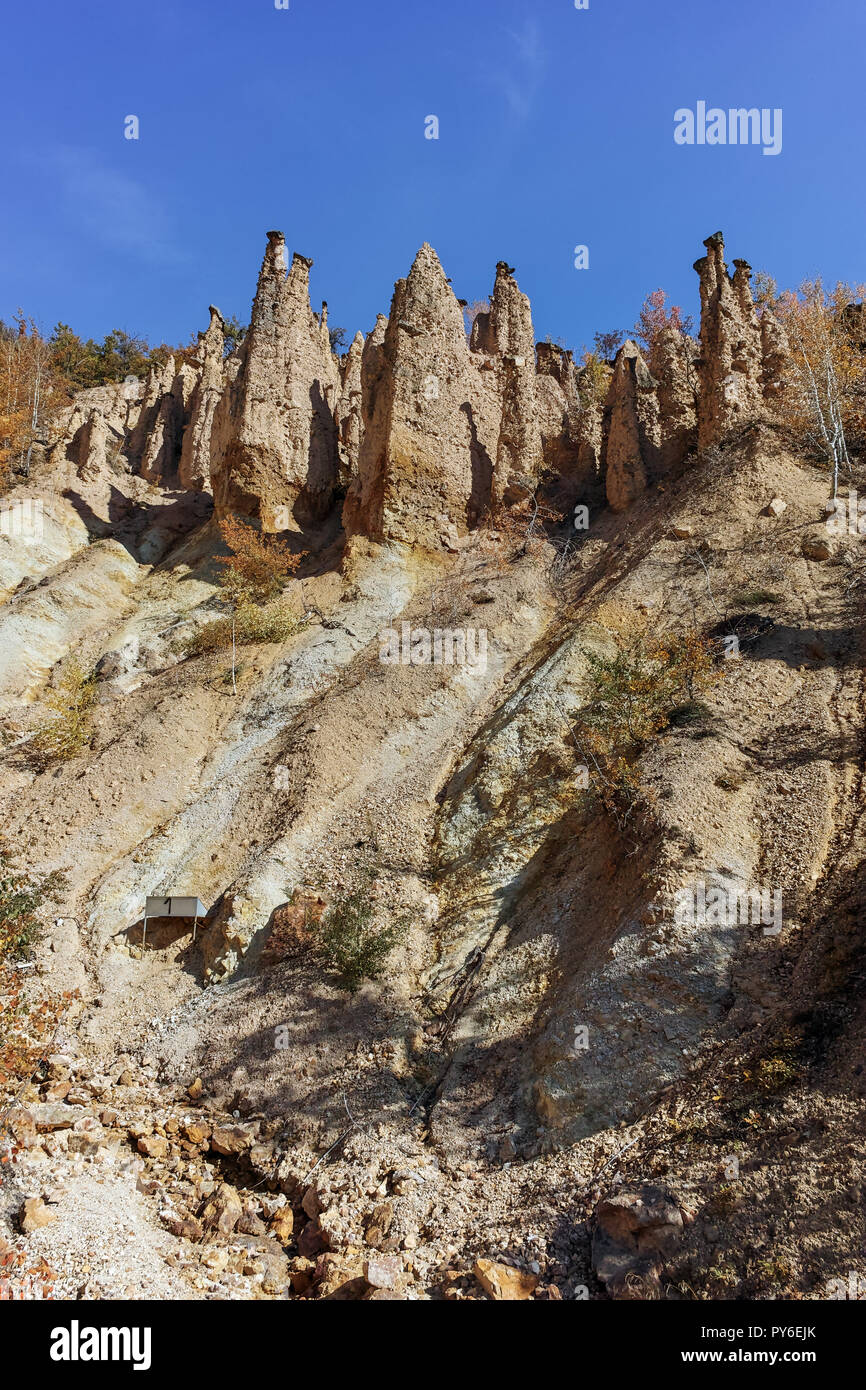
[5,422,863,1301]
[2,226,864,1301]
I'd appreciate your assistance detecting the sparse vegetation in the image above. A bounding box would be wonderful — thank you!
[573,626,720,817]
[1,313,239,488]
[744,1028,804,1095]
[177,518,305,672]
[0,849,65,963]
[633,288,694,354]
[179,601,299,658]
[0,848,71,1094]
[29,658,97,766]
[312,883,408,991]
[219,315,246,357]
[216,516,304,605]
[729,587,782,609]
[766,276,866,494]
[577,348,612,408]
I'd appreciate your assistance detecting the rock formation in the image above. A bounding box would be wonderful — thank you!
[486,262,542,502]
[759,305,791,405]
[140,360,198,485]
[179,307,225,491]
[692,232,765,449]
[603,340,661,512]
[42,228,800,535]
[76,408,111,481]
[535,343,602,496]
[334,329,364,489]
[648,326,698,473]
[210,232,340,530]
[7,227,859,1310]
[343,244,495,548]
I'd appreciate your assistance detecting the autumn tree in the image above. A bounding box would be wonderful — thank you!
[575,346,613,410]
[1,314,220,491]
[181,518,305,688]
[633,289,694,355]
[0,316,66,485]
[771,278,866,496]
[216,516,304,604]
[593,329,625,361]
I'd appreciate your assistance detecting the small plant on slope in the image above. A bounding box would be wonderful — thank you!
[178,517,305,682]
[29,658,97,766]
[0,847,71,1102]
[573,628,719,819]
[312,884,407,992]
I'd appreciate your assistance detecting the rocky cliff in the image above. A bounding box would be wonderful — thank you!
[40,229,794,549]
[2,231,863,1306]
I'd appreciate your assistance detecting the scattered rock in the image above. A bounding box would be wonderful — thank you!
[200,1183,244,1235]
[364,1253,401,1290]
[473,1258,539,1301]
[20,1197,58,1233]
[210,1125,252,1156]
[801,531,833,561]
[137,1134,169,1160]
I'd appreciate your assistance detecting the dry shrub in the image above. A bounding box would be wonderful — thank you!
[178,600,299,657]
[29,659,97,766]
[216,517,303,603]
[178,517,305,663]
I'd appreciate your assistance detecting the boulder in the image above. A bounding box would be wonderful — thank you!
[473,1257,538,1300]
[20,1197,58,1233]
[591,1184,683,1295]
[199,1181,244,1235]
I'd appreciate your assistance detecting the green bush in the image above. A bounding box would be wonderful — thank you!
[574,630,719,815]
[313,886,407,992]
[730,588,782,608]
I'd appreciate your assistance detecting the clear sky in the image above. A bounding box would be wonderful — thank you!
[2,0,863,354]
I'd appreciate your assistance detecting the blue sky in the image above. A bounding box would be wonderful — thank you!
[2,0,864,355]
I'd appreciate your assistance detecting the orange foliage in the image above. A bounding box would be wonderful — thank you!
[216,517,304,604]
[773,278,866,466]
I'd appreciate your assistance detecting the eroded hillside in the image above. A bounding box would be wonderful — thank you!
[1,232,864,1302]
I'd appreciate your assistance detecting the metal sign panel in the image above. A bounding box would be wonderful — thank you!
[144,896,205,919]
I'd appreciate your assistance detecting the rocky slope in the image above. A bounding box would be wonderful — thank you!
[1,231,864,1302]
